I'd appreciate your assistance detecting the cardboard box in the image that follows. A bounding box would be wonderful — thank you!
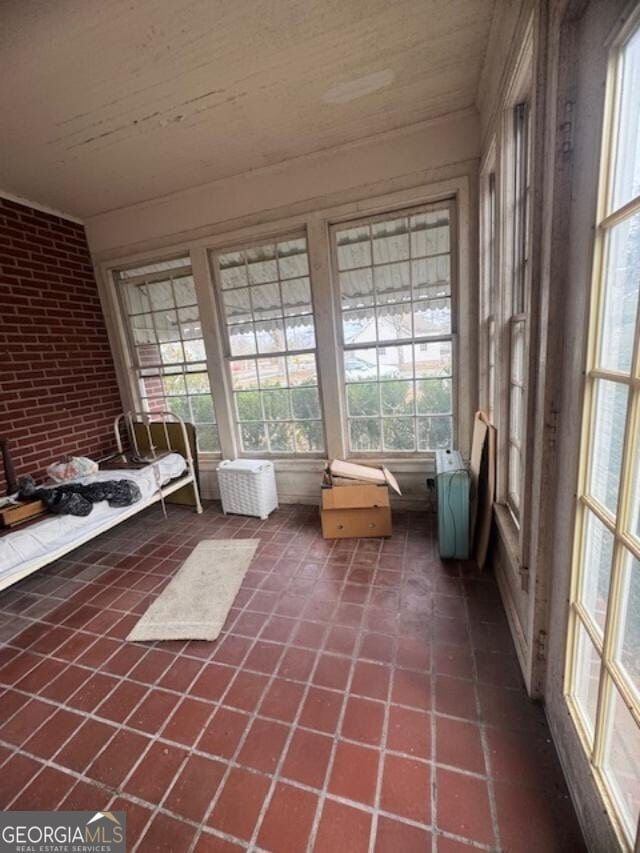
[320,461,401,539]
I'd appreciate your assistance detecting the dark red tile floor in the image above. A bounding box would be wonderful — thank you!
[0,503,585,852]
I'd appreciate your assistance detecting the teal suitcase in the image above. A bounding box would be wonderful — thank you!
[435,450,470,559]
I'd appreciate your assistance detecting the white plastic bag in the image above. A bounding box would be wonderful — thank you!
[47,456,98,483]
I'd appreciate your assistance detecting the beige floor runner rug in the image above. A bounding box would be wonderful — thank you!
[127,539,259,642]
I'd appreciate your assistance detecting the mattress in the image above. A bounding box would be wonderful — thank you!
[0,453,187,580]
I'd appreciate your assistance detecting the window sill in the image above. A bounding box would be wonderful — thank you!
[494,502,522,571]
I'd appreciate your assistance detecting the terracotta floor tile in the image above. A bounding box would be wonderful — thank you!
[436,717,485,775]
[351,661,391,701]
[236,717,290,773]
[126,688,180,734]
[138,811,195,852]
[396,636,431,671]
[386,706,431,758]
[0,698,53,746]
[281,728,332,789]
[436,768,494,846]
[158,656,204,692]
[277,646,317,681]
[313,652,352,690]
[314,799,371,853]
[124,741,187,803]
[494,781,587,853]
[435,675,478,720]
[259,677,305,722]
[96,680,148,723]
[374,816,431,852]
[13,766,76,810]
[86,728,150,788]
[257,782,318,853]
[40,665,88,702]
[360,632,395,664]
[15,657,67,693]
[162,696,213,746]
[208,767,270,841]
[55,719,117,773]
[391,669,431,711]
[100,644,147,677]
[299,686,343,734]
[190,662,235,701]
[198,706,249,759]
[0,753,43,808]
[380,753,430,823]
[165,754,226,822]
[245,640,285,674]
[109,796,154,847]
[67,672,119,712]
[59,779,107,811]
[23,708,83,759]
[341,696,385,746]
[328,741,379,806]
[224,670,269,712]
[212,634,253,666]
[194,832,245,852]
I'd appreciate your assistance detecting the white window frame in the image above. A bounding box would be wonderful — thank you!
[329,198,458,457]
[480,140,499,425]
[210,230,326,458]
[564,12,640,851]
[112,256,221,454]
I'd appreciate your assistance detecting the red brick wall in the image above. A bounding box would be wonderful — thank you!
[0,197,122,492]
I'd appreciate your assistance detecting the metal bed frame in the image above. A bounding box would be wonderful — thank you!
[0,411,203,592]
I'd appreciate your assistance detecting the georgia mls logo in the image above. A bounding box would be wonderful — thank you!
[0,811,126,853]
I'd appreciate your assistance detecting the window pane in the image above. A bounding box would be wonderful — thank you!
[377,304,412,341]
[241,422,267,452]
[294,421,323,452]
[347,384,379,417]
[413,256,451,299]
[173,276,196,307]
[611,25,640,210]
[380,381,414,416]
[198,425,219,452]
[614,551,640,697]
[131,314,155,345]
[572,619,602,742]
[263,389,290,421]
[416,378,452,415]
[148,280,174,311]
[163,374,186,396]
[597,212,640,374]
[258,356,287,388]
[285,316,316,350]
[579,510,614,634]
[372,218,409,264]
[350,419,381,451]
[185,372,210,395]
[155,310,180,342]
[278,239,309,279]
[281,278,312,315]
[251,283,281,319]
[336,206,453,453]
[632,435,640,540]
[337,226,371,270]
[123,283,151,314]
[508,444,521,509]
[223,289,252,324]
[340,269,374,309]
[178,306,201,339]
[417,416,452,450]
[602,686,640,843]
[167,396,189,421]
[343,308,376,345]
[414,341,452,377]
[236,391,262,421]
[383,418,415,451]
[247,244,277,284]
[291,387,321,420]
[414,298,451,337]
[268,422,294,453]
[230,359,258,390]
[588,379,628,515]
[509,383,524,443]
[255,318,285,354]
[379,344,413,379]
[190,395,214,423]
[219,252,247,289]
[229,323,256,356]
[344,349,378,382]
[287,353,317,386]
[184,339,206,362]
[161,341,184,364]
[374,262,410,304]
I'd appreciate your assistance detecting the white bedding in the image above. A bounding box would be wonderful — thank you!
[0,453,187,580]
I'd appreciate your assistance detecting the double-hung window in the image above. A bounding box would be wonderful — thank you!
[332,202,455,454]
[213,235,325,455]
[115,257,220,452]
[565,19,640,850]
[507,102,531,520]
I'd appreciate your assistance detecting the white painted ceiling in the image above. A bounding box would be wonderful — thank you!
[0,0,495,219]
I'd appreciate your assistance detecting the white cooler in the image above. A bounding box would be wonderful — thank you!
[216,459,279,519]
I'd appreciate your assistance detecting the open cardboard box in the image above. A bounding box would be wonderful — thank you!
[320,460,401,539]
